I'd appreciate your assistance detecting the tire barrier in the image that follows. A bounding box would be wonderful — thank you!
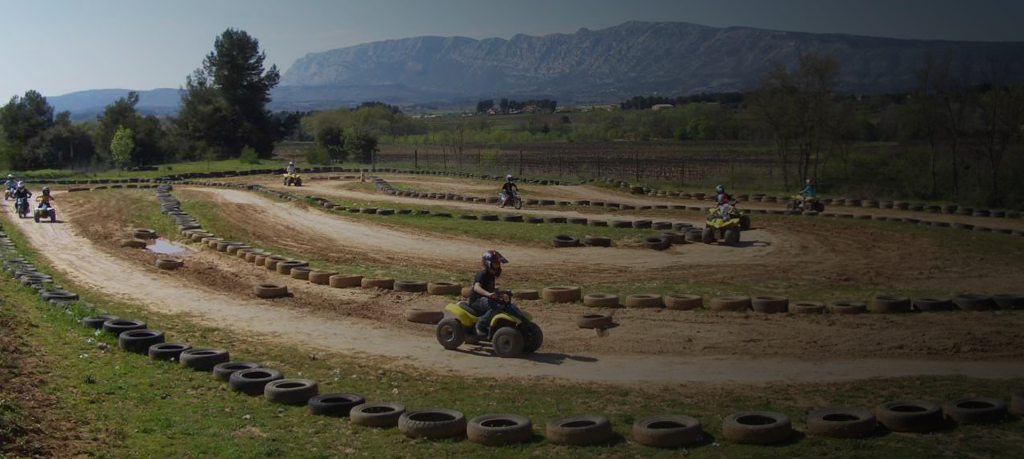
[953,294,996,312]
[943,397,1008,425]
[361,277,395,290]
[102,318,147,336]
[870,296,911,313]
[552,234,579,247]
[709,296,752,312]
[290,267,313,280]
[351,403,406,428]
[265,379,319,405]
[665,294,702,310]
[467,414,533,446]
[575,313,614,329]
[633,415,704,448]
[179,348,230,371]
[309,393,366,417]
[546,415,613,446]
[148,343,191,361]
[398,409,467,440]
[583,235,611,247]
[329,274,363,288]
[542,286,582,303]
[643,236,671,251]
[583,293,619,308]
[722,411,792,445]
[912,297,953,312]
[511,289,539,300]
[404,308,443,324]
[118,329,166,354]
[624,294,663,308]
[155,258,183,270]
[806,407,876,438]
[394,280,428,293]
[876,400,943,433]
[751,296,789,314]
[426,282,461,296]
[829,301,867,315]
[254,283,288,299]
[82,314,119,329]
[789,301,826,314]
[213,362,261,382]
[230,369,284,396]
[308,270,337,284]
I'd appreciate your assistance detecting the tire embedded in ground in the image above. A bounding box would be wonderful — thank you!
[583,293,619,308]
[405,308,444,324]
[751,296,788,314]
[546,415,613,446]
[148,342,191,361]
[394,280,427,293]
[709,296,751,312]
[665,295,702,310]
[265,379,319,405]
[426,282,461,296]
[290,267,313,280]
[575,313,614,329]
[307,270,336,284]
[329,274,363,288]
[1012,392,1024,416]
[155,258,184,270]
[789,301,826,314]
[350,403,406,427]
[829,301,867,314]
[875,400,943,432]
[870,296,911,313]
[625,294,663,308]
[953,294,996,311]
[993,294,1024,309]
[309,393,366,417]
[643,236,671,250]
[118,329,166,354]
[542,286,582,303]
[512,289,539,300]
[230,368,284,396]
[552,234,579,247]
[82,314,119,329]
[276,261,308,275]
[179,348,230,371]
[361,278,394,290]
[632,415,704,448]
[912,297,953,312]
[102,318,147,336]
[213,362,261,382]
[943,397,1008,424]
[806,407,876,438]
[583,236,611,247]
[254,283,288,298]
[721,411,792,445]
[398,409,467,439]
[467,414,533,446]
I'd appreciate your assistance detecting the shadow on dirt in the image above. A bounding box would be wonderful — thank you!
[454,346,598,365]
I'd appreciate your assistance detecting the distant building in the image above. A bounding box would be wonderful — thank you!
[651,104,674,111]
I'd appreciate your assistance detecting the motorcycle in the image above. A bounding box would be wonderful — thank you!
[498,191,522,210]
[4,186,14,201]
[702,205,742,246]
[15,197,30,219]
[435,291,543,358]
[282,173,302,186]
[787,195,825,212]
[34,202,56,223]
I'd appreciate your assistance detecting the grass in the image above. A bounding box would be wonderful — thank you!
[3,212,1024,458]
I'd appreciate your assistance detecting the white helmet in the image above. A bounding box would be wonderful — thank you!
[289,161,295,166]
[6,174,11,179]
[506,174,514,182]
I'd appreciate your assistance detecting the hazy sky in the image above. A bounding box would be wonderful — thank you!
[2,0,1022,99]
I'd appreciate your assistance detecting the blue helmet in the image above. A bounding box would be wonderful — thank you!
[716,185,724,194]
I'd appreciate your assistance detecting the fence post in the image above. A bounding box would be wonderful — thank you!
[634,152,640,183]
[414,149,418,170]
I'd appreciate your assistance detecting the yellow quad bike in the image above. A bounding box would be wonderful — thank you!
[788,195,824,212]
[702,207,742,246]
[435,291,543,358]
[724,201,752,231]
[282,173,302,186]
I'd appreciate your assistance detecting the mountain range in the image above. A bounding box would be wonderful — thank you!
[46,21,1024,116]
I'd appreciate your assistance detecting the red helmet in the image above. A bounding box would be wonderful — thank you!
[482,250,508,270]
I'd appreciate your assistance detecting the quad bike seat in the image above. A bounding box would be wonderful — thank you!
[459,300,489,316]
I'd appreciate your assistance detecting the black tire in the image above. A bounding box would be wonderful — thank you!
[643,236,671,251]
[102,318,147,336]
[870,296,911,313]
[701,227,715,244]
[912,297,953,312]
[41,290,79,302]
[308,393,366,417]
[739,215,751,231]
[721,411,792,445]
[546,415,613,446]
[398,409,467,439]
[513,198,522,210]
[943,397,1008,424]
[875,400,943,433]
[148,342,191,361]
[229,368,284,395]
[953,294,996,311]
[435,318,465,350]
[82,314,119,329]
[552,234,579,247]
[521,322,543,354]
[213,362,261,382]
[751,296,789,314]
[828,301,866,315]
[583,236,611,247]
[789,301,826,314]
[491,327,524,358]
[393,280,428,293]
[265,379,319,405]
[118,329,166,354]
[179,348,230,371]
[806,407,876,438]
[467,414,533,446]
[993,294,1024,310]
[723,229,740,246]
[350,403,406,427]
[632,415,703,448]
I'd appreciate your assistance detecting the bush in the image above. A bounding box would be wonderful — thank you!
[304,144,330,165]
[239,146,259,165]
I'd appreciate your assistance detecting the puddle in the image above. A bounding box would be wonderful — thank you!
[146,238,187,255]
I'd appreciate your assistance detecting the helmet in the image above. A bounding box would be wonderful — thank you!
[289,161,294,166]
[506,174,513,182]
[42,187,50,194]
[715,185,724,194]
[6,174,11,179]
[806,179,812,185]
[16,181,24,189]
[482,250,508,275]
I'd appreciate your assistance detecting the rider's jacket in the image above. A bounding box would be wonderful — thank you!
[502,182,518,193]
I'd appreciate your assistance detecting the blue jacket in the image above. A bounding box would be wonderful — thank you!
[800,185,816,197]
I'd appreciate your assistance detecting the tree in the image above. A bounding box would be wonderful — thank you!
[0,90,54,146]
[476,99,494,113]
[346,132,378,164]
[110,126,135,170]
[175,28,283,159]
[93,91,167,165]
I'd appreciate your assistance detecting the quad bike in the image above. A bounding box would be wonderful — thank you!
[721,200,752,231]
[4,187,14,201]
[34,202,56,223]
[15,197,30,219]
[788,195,825,212]
[702,206,742,246]
[498,191,522,209]
[435,291,542,358]
[282,173,302,186]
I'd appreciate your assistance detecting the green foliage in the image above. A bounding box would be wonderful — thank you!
[238,146,259,165]
[0,91,95,170]
[109,126,135,170]
[0,90,54,145]
[303,144,330,165]
[346,132,378,164]
[93,92,167,165]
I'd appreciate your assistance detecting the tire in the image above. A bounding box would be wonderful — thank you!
[993,294,1024,309]
[361,278,394,290]
[329,274,362,288]
[213,362,261,382]
[155,258,184,270]
[405,308,443,324]
[121,239,147,249]
[546,415,613,446]
[148,342,191,361]
[875,400,943,432]
[102,318,147,336]
[568,218,587,225]
[953,294,996,311]
[807,407,877,438]
[513,199,522,210]
[118,329,166,354]
[701,227,715,244]
[290,267,313,280]
[394,280,428,293]
[709,296,751,312]
[665,295,702,310]
[643,236,671,251]
[722,229,740,246]
[41,290,79,302]
[632,415,703,448]
[542,286,581,303]
[133,228,157,239]
[264,379,319,405]
[425,282,460,296]
[751,296,789,314]
[179,348,230,371]
[468,414,533,446]
[870,296,911,313]
[350,403,406,427]
[828,301,866,315]
[611,220,632,229]
[254,284,288,298]
[86,315,121,331]
[584,236,611,247]
[552,234,579,248]
[276,261,307,275]
[521,322,543,354]
[943,397,1008,424]
[789,301,826,314]
[583,293,619,308]
[739,215,752,231]
[912,297,953,312]
[398,409,467,439]
[435,318,465,350]
[721,411,792,445]
[264,257,287,271]
[491,328,524,358]
[229,368,284,396]
[307,270,337,284]
[625,294,663,308]
[576,313,613,329]
[511,289,538,300]
[308,393,365,417]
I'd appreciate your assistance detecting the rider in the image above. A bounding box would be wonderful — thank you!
[13,182,31,213]
[500,175,519,208]
[36,187,54,210]
[799,179,817,204]
[470,250,509,337]
[714,184,733,205]
[5,174,17,192]
[286,161,296,174]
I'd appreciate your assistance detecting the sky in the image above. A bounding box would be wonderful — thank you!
[1,0,1023,100]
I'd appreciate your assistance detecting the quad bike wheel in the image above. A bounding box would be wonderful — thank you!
[513,198,522,210]
[435,318,465,350]
[491,327,525,358]
[701,227,716,244]
[521,322,543,354]
[33,211,39,223]
[723,229,740,246]
[740,215,751,231]
[814,202,825,212]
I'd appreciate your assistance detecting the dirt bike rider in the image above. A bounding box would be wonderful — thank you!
[500,175,519,208]
[470,250,509,337]
[798,179,817,205]
[35,187,54,211]
[5,174,17,194]
[286,161,296,174]
[12,182,31,212]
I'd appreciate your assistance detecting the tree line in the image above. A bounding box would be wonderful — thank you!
[475,98,558,114]
[619,93,746,110]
